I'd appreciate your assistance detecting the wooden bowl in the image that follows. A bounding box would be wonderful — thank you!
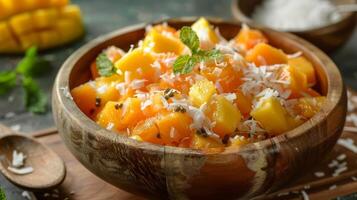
[52,17,347,199]
[231,0,357,53]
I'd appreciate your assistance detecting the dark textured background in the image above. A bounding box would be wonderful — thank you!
[0,0,356,134]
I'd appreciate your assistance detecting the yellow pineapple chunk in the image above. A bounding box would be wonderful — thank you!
[114,48,158,82]
[211,95,241,137]
[251,97,290,135]
[191,17,219,50]
[189,78,216,107]
[115,48,155,71]
[143,28,184,54]
[33,8,58,29]
[191,134,224,149]
[288,56,316,86]
[9,12,33,35]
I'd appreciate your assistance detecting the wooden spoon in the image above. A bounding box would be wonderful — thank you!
[0,124,65,190]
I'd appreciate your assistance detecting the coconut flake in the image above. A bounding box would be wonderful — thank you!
[222,93,237,103]
[22,191,32,200]
[106,123,114,131]
[60,86,73,100]
[12,150,26,168]
[287,51,303,59]
[130,79,147,90]
[314,171,325,178]
[7,166,34,175]
[337,138,357,153]
[301,190,309,200]
[115,83,126,95]
[96,84,108,94]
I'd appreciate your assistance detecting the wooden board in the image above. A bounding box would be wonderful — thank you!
[3,90,357,200]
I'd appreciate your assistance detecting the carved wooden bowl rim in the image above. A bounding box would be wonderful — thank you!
[54,17,345,156]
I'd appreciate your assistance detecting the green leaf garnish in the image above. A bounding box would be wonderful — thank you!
[0,187,6,200]
[0,70,17,95]
[0,47,49,115]
[96,52,115,77]
[22,76,47,114]
[179,26,200,53]
[16,46,52,77]
[173,26,222,75]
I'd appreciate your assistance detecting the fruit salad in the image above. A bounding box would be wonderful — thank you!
[0,0,84,53]
[71,18,326,148]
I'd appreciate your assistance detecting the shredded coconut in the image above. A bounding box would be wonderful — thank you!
[301,190,309,200]
[7,166,34,175]
[337,138,357,153]
[314,171,325,178]
[252,0,342,31]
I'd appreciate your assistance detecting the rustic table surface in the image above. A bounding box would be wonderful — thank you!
[0,0,357,199]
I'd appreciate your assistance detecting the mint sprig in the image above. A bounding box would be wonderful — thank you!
[22,77,48,114]
[0,187,6,200]
[173,26,222,75]
[96,52,115,77]
[0,46,50,114]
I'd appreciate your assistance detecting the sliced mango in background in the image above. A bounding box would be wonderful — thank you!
[0,1,84,53]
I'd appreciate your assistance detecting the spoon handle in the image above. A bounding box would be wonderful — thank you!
[0,124,15,137]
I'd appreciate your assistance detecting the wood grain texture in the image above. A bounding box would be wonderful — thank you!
[231,0,357,53]
[52,18,347,199]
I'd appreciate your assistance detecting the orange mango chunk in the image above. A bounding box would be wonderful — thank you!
[235,90,252,118]
[96,101,126,132]
[288,56,316,86]
[294,97,326,119]
[246,43,288,66]
[132,117,162,145]
[71,81,120,119]
[235,25,268,51]
[155,112,193,146]
[121,98,145,128]
[279,65,308,98]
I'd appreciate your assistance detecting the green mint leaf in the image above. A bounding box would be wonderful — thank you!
[96,52,115,77]
[196,49,222,61]
[0,187,6,200]
[173,55,199,74]
[22,76,47,114]
[180,26,199,52]
[16,46,52,77]
[206,49,223,60]
[0,70,17,95]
